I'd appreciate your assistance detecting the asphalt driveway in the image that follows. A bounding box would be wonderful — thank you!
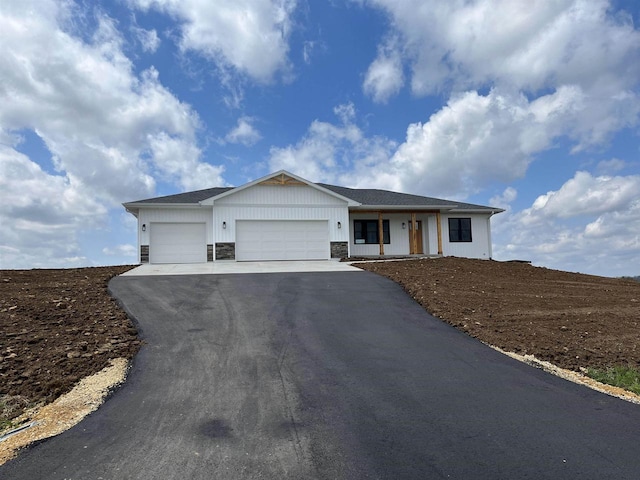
[2,271,640,479]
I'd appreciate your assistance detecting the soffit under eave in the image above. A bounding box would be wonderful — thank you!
[123,202,212,210]
[348,205,457,212]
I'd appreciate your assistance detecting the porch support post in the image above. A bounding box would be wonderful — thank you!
[410,212,417,254]
[378,211,384,255]
[436,212,443,255]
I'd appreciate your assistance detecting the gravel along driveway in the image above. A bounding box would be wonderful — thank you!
[3,272,640,479]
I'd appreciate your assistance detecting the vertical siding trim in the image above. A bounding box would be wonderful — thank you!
[436,212,443,255]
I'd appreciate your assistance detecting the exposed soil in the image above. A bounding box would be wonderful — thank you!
[0,358,129,465]
[2,257,640,433]
[356,257,640,371]
[0,266,141,424]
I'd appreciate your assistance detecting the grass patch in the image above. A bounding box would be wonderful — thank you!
[587,365,640,395]
[0,395,31,433]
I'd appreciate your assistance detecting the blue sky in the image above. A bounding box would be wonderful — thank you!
[1,0,639,276]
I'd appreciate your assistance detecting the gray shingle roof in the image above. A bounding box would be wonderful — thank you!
[318,183,498,211]
[124,187,233,205]
[124,183,501,212]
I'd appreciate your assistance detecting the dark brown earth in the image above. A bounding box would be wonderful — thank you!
[1,258,640,425]
[356,257,640,371]
[0,266,141,423]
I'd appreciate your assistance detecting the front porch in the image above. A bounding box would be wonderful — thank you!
[348,210,444,258]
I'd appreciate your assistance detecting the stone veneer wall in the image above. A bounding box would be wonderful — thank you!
[330,241,348,259]
[207,244,214,262]
[215,242,236,260]
[140,245,149,263]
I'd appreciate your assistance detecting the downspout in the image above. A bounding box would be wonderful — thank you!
[378,211,384,255]
[436,211,443,255]
[487,210,495,259]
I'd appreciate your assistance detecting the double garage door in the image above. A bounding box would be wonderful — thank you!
[149,220,329,263]
[236,220,329,261]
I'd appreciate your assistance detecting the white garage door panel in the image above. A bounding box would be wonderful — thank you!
[236,221,329,261]
[150,223,206,264]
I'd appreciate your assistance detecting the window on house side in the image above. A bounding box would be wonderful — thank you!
[448,218,472,242]
[354,220,390,244]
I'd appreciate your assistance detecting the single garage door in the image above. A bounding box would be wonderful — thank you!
[236,220,329,261]
[150,223,207,264]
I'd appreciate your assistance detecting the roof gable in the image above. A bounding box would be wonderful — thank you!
[199,170,360,206]
[257,172,307,186]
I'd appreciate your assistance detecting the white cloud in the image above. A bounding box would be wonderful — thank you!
[0,146,99,268]
[387,82,640,197]
[224,117,262,146]
[523,171,640,221]
[388,90,534,197]
[103,244,137,256]
[269,77,638,203]
[268,103,398,188]
[301,39,326,65]
[303,40,316,64]
[267,89,558,198]
[0,146,104,225]
[365,0,640,94]
[269,82,636,209]
[333,103,356,124]
[596,158,626,174]
[489,187,517,211]
[132,25,160,53]
[362,0,640,152]
[130,0,296,83]
[363,37,404,103]
[219,69,246,109]
[493,171,640,276]
[0,0,225,268]
[147,132,225,190]
[382,87,572,197]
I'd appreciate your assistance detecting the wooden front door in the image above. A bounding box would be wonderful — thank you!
[409,220,423,254]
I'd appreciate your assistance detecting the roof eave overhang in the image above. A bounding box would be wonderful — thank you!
[123,204,139,217]
[448,208,506,215]
[122,202,210,209]
[349,205,457,211]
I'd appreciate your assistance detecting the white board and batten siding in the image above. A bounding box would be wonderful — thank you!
[440,214,492,259]
[212,184,350,246]
[214,184,346,206]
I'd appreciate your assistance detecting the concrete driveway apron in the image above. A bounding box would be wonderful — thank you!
[119,260,363,276]
[2,271,640,479]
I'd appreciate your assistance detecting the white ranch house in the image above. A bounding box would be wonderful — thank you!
[123,171,504,264]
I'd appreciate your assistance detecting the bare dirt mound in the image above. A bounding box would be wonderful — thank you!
[0,266,141,422]
[355,257,640,372]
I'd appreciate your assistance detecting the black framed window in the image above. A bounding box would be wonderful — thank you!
[448,218,472,242]
[354,220,390,244]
